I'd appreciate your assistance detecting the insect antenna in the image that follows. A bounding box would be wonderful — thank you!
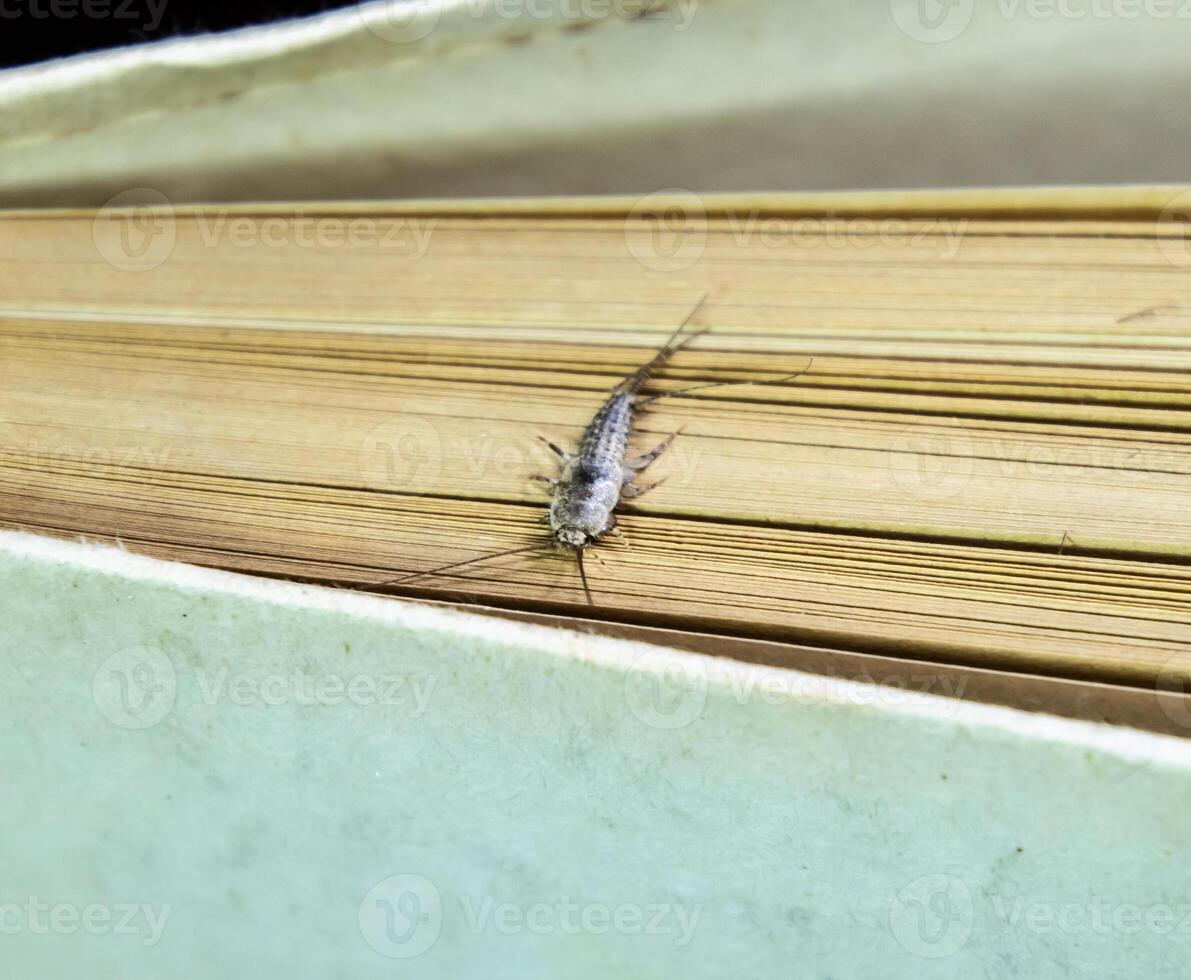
[664,293,711,347]
[575,548,595,607]
[374,542,553,587]
[619,293,712,393]
[642,356,815,404]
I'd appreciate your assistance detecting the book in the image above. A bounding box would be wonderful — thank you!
[2,190,1189,732]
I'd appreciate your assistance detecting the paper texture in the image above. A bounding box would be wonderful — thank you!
[2,531,1189,977]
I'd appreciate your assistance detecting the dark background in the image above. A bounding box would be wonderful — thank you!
[0,0,359,69]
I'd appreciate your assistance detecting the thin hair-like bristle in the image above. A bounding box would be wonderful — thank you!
[576,548,595,606]
[644,356,815,403]
[665,293,711,348]
[375,542,551,587]
[621,293,711,394]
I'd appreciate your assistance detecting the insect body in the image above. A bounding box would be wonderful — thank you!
[385,297,808,606]
[537,306,708,601]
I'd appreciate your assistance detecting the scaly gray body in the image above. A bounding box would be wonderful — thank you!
[542,324,700,552]
[548,390,636,547]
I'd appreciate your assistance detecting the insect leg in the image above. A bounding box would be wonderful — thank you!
[621,478,667,499]
[625,429,682,472]
[600,525,631,549]
[537,436,573,462]
[575,548,595,606]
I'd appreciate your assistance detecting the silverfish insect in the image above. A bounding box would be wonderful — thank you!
[383,297,811,605]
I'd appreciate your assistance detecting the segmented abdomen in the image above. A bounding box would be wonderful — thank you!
[579,392,633,471]
[549,391,634,539]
